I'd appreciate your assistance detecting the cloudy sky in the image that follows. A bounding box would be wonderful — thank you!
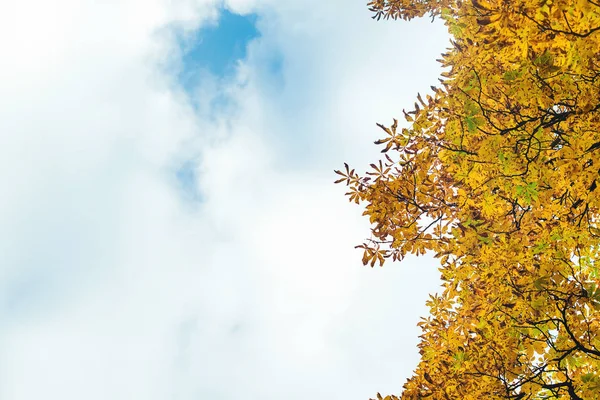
[0,1,448,399]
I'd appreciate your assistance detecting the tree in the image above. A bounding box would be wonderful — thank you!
[336,0,600,398]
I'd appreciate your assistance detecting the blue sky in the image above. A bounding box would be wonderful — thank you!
[174,7,260,202]
[179,8,260,83]
[0,1,448,399]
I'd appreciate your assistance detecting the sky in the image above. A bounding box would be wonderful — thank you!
[0,1,448,399]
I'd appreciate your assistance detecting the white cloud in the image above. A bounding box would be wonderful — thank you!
[0,0,447,399]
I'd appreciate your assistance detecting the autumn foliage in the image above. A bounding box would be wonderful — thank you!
[336,0,600,398]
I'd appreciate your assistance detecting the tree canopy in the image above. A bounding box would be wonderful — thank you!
[336,0,600,398]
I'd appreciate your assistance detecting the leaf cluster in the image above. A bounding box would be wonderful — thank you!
[337,0,600,398]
